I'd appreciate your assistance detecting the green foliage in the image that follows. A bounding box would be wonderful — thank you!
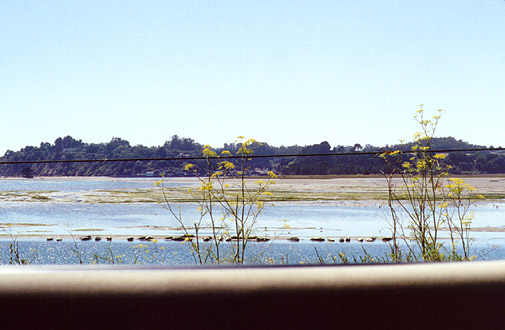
[90,243,125,264]
[8,235,38,265]
[1,131,503,177]
[157,137,277,264]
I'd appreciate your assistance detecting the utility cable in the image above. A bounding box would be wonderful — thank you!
[0,147,503,165]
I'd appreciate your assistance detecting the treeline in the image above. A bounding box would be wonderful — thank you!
[283,138,505,175]
[0,135,504,177]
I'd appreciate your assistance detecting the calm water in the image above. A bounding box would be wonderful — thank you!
[0,178,504,264]
[2,200,504,240]
[0,177,188,191]
[0,202,392,237]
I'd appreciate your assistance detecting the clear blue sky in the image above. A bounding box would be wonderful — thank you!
[1,1,504,155]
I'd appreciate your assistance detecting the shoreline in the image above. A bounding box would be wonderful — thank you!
[2,225,505,242]
[1,175,504,205]
[0,235,472,244]
[1,176,504,242]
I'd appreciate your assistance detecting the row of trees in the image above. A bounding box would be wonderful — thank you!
[283,138,505,175]
[0,135,504,177]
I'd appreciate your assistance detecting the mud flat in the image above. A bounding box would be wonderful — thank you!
[1,175,503,205]
[0,176,503,239]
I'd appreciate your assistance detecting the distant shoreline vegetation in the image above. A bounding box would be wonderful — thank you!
[1,135,504,177]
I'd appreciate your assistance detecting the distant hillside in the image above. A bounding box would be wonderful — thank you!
[0,135,504,177]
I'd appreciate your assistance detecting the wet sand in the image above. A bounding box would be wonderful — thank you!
[3,175,503,205]
[1,175,504,239]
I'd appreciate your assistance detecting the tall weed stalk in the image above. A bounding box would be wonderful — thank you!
[157,137,277,264]
[381,107,483,262]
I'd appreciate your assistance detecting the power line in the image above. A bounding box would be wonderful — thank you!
[0,147,503,165]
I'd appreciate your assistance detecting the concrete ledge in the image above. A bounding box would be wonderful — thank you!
[1,261,505,329]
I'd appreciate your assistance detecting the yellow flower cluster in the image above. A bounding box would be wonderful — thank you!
[267,171,278,178]
[433,154,447,160]
[199,182,213,191]
[203,146,217,158]
[222,161,235,170]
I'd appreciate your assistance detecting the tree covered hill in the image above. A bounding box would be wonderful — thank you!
[0,135,504,177]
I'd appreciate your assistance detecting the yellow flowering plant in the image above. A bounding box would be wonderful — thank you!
[157,136,277,264]
[380,106,481,262]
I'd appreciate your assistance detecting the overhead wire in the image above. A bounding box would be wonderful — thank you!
[0,147,503,165]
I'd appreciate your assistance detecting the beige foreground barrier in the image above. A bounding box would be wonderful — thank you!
[1,261,505,329]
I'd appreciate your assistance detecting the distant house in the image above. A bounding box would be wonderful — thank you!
[253,168,268,175]
[21,167,34,178]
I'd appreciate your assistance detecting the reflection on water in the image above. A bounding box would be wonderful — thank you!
[1,239,504,265]
[0,177,182,191]
[1,201,504,239]
[0,178,504,264]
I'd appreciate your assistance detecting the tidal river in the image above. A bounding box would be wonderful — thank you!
[0,177,504,264]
